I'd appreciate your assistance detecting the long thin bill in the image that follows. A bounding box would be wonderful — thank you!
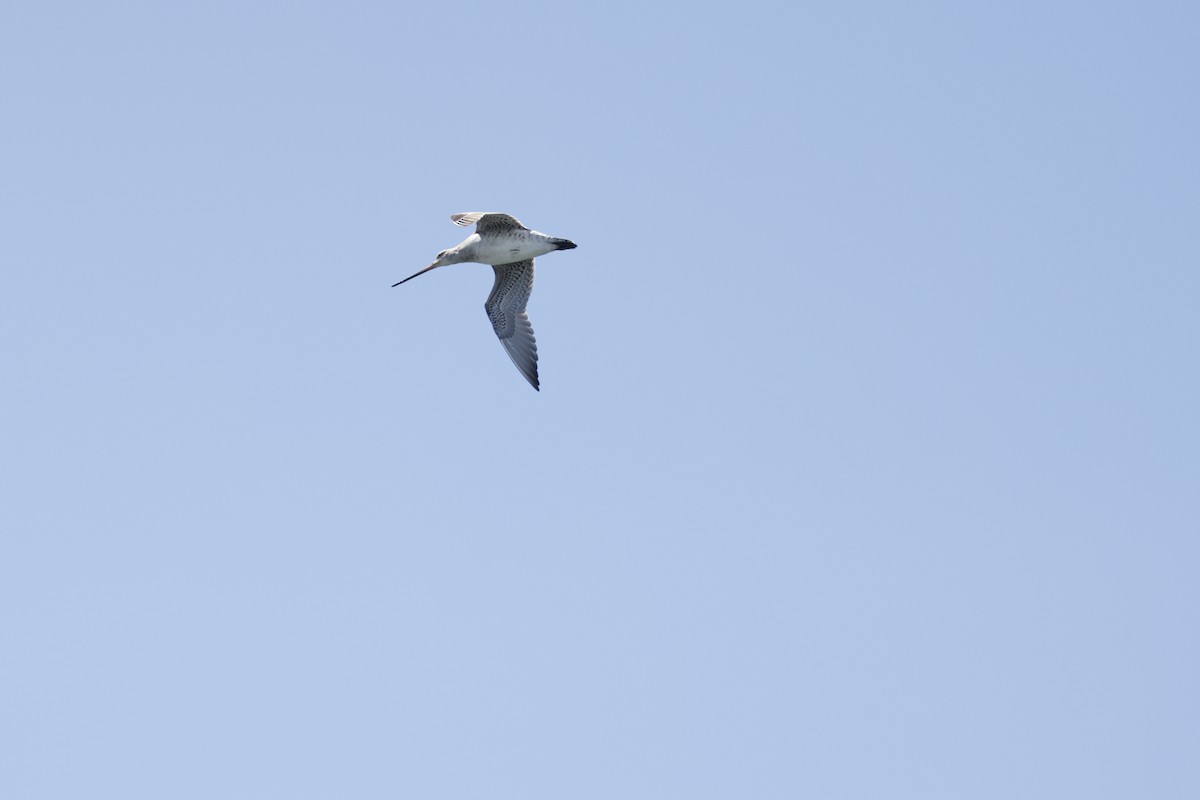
[391,263,440,287]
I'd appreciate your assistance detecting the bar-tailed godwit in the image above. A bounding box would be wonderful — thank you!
[392,212,577,391]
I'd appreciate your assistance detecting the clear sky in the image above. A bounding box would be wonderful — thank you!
[2,2,1197,798]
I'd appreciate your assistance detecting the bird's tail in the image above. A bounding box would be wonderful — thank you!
[553,238,577,250]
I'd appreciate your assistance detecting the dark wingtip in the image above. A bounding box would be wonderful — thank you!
[555,239,577,251]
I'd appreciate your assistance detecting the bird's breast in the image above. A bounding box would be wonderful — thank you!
[473,232,557,265]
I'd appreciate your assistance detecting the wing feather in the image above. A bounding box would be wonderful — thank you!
[485,259,539,390]
[452,212,527,234]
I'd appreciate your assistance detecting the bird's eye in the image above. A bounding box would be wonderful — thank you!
[437,250,447,258]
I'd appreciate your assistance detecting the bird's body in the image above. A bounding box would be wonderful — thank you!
[446,230,566,266]
[392,212,577,391]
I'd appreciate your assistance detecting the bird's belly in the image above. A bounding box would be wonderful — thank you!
[474,236,556,265]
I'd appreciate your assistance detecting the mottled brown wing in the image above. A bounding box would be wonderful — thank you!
[484,259,539,390]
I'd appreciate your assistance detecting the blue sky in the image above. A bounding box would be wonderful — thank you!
[2,1,1197,797]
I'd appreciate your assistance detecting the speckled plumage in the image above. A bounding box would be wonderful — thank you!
[391,213,577,391]
[486,259,538,390]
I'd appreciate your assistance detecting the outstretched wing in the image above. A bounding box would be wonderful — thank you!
[485,259,539,390]
[452,212,528,234]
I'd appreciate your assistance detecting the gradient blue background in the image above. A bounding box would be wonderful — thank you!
[2,2,1197,797]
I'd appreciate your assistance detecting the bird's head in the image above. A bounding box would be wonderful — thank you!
[430,248,458,267]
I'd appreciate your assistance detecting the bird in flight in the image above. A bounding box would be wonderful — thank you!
[392,212,577,391]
